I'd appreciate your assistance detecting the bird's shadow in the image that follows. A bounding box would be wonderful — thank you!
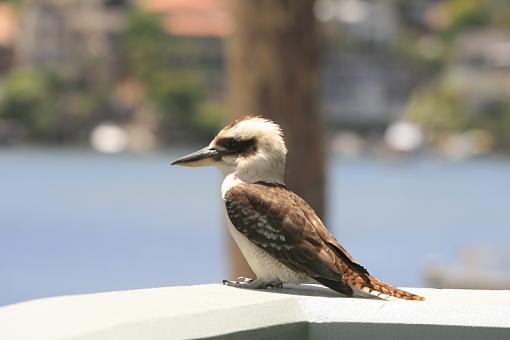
[233,283,381,300]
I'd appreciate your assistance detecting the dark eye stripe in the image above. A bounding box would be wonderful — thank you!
[223,138,237,149]
[217,137,257,156]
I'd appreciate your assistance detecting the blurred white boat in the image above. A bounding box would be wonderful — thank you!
[425,246,510,289]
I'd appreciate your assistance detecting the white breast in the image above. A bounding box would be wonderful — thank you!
[221,173,243,199]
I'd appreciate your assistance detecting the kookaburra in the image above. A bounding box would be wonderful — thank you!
[172,116,424,301]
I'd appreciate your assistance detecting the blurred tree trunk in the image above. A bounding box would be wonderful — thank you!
[227,0,324,278]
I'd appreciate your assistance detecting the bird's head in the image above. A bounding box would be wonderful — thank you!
[172,116,287,183]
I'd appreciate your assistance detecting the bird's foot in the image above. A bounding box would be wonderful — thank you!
[222,277,282,289]
[223,277,259,288]
[265,281,283,289]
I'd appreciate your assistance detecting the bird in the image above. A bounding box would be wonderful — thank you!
[172,115,424,301]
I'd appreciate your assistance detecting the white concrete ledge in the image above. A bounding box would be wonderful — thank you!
[1,284,509,340]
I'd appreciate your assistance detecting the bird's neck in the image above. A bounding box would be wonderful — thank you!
[220,165,285,199]
[238,156,285,182]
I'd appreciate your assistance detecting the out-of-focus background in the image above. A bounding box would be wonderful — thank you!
[1,0,510,306]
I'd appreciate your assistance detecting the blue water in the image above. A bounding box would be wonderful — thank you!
[1,148,509,306]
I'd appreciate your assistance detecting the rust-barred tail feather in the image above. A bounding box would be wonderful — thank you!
[360,275,424,301]
[316,258,426,301]
[317,268,425,301]
[334,265,425,301]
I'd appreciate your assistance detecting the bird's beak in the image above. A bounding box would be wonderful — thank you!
[171,146,221,167]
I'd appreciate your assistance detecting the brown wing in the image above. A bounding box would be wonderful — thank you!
[225,182,362,295]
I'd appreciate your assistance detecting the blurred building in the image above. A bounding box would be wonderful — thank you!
[318,0,411,132]
[322,53,412,132]
[450,30,510,101]
[139,0,230,37]
[0,3,15,73]
[16,0,128,80]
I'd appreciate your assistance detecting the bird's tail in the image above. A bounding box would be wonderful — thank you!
[354,275,425,301]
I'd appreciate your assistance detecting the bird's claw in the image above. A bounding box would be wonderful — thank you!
[236,276,255,283]
[222,277,255,288]
[266,282,283,289]
[222,277,282,289]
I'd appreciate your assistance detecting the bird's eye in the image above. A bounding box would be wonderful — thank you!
[223,138,239,150]
[218,137,257,156]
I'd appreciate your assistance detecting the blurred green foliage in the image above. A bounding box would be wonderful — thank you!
[0,68,55,139]
[439,0,489,40]
[0,66,116,141]
[404,80,468,134]
[474,100,510,149]
[405,77,510,149]
[395,0,510,149]
[121,6,226,139]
